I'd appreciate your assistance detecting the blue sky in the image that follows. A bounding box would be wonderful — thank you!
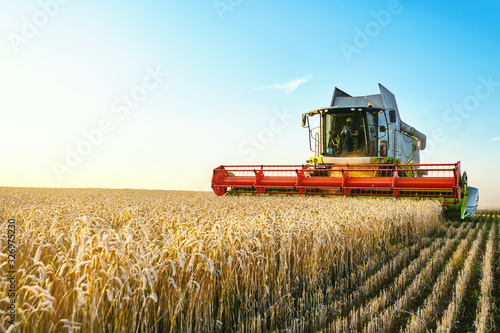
[1,0,499,208]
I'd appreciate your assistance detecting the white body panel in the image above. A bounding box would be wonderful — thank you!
[465,187,479,218]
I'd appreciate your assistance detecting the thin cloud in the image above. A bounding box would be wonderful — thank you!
[491,136,500,142]
[256,75,312,94]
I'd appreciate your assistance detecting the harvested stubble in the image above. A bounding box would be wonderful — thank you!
[351,224,474,333]
[474,220,495,333]
[407,223,485,332]
[0,188,443,332]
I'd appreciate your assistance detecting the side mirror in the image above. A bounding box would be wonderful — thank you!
[301,114,307,127]
[389,110,396,123]
[380,126,386,133]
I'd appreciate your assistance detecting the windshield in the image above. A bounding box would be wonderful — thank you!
[324,112,369,156]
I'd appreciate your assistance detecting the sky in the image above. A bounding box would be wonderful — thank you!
[1,0,499,208]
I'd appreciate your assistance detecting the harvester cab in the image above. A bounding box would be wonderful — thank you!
[212,84,479,220]
[302,84,426,166]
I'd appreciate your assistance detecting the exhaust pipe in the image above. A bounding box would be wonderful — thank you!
[401,121,426,150]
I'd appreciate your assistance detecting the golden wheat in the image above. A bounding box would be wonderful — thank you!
[0,187,445,332]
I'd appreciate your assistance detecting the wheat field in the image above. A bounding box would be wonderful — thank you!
[0,188,498,332]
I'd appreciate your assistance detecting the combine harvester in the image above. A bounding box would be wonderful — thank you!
[212,84,479,219]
